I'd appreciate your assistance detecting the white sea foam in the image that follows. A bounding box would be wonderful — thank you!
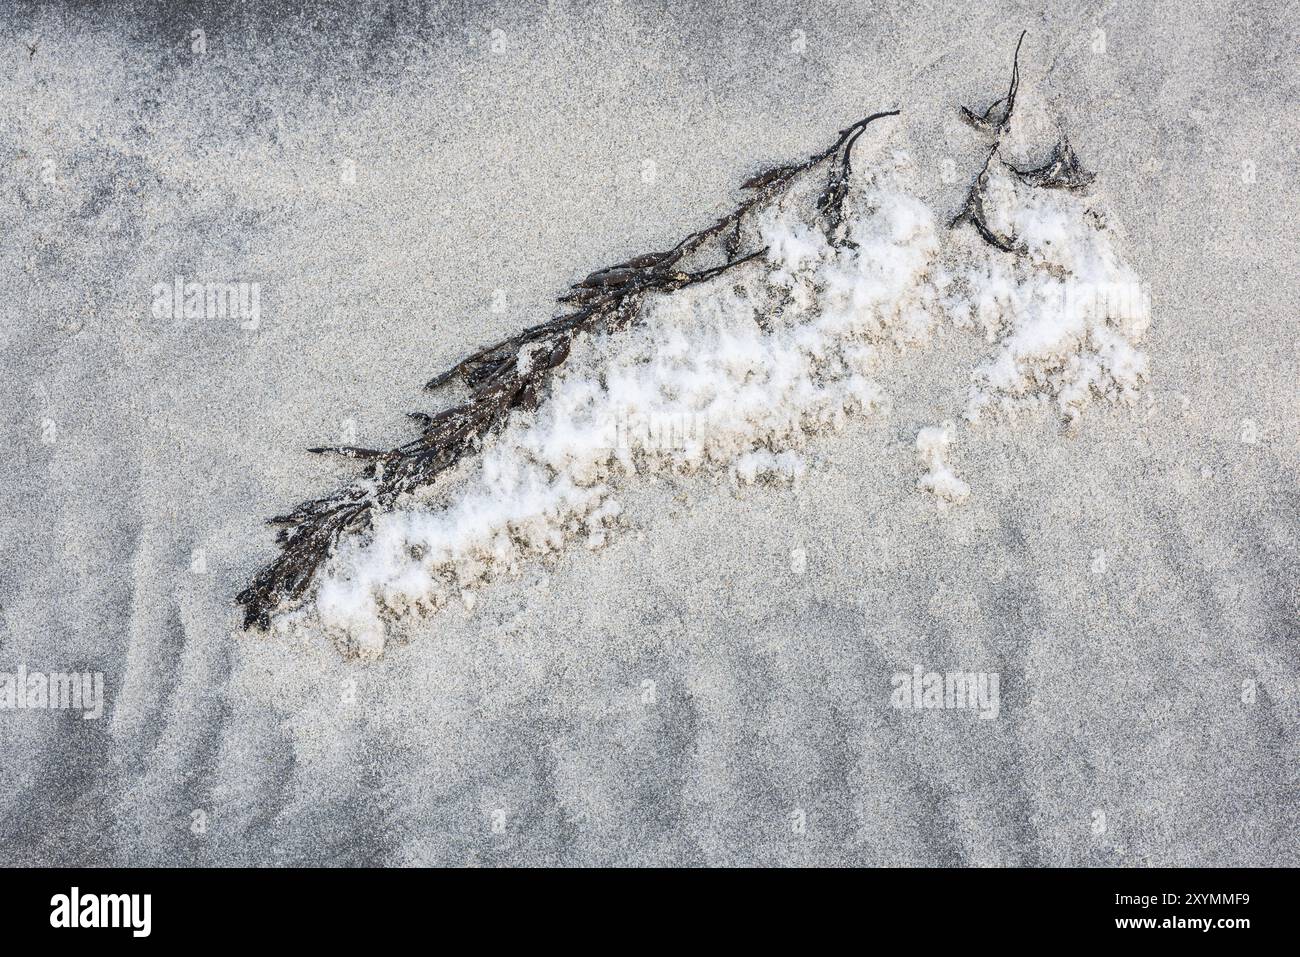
[960,158,1151,422]
[916,423,970,504]
[296,150,1149,655]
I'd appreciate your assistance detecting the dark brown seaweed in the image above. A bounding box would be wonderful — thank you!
[950,146,1023,254]
[237,108,900,630]
[1008,134,1095,190]
[951,32,1094,253]
[960,30,1026,134]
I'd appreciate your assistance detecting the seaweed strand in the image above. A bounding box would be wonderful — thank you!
[960,29,1026,134]
[237,108,900,629]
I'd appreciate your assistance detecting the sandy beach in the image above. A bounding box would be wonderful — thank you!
[1,0,1296,866]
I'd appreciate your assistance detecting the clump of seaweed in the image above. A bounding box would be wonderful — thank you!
[952,31,1096,251]
[237,109,900,629]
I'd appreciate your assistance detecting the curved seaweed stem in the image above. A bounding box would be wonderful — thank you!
[1007,132,1095,189]
[950,145,1023,253]
[960,29,1026,134]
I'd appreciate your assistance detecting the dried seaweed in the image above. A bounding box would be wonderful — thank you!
[951,32,1095,252]
[960,30,1026,134]
[1007,133,1095,189]
[237,108,900,630]
[950,145,1022,253]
